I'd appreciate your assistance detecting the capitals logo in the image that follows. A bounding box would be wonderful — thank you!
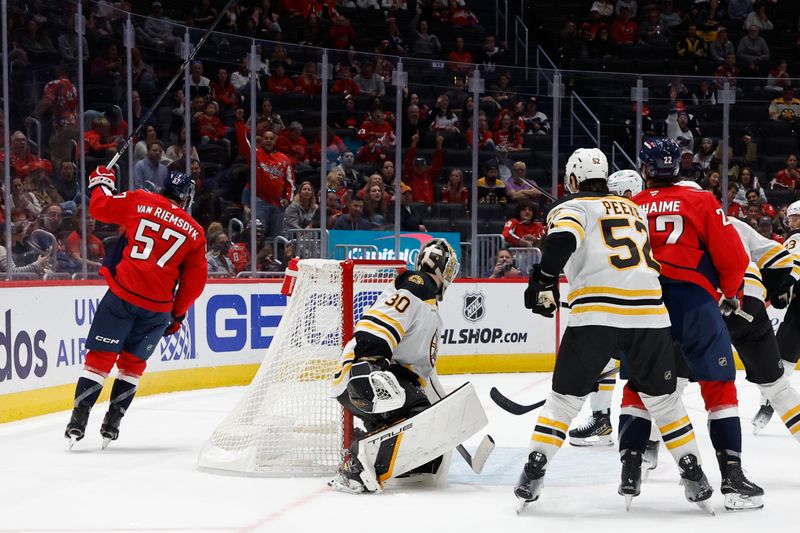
[463,292,485,322]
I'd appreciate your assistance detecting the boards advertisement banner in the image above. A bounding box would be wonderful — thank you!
[327,230,461,268]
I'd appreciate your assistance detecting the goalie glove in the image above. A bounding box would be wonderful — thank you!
[347,359,406,414]
[88,165,117,193]
[524,266,559,318]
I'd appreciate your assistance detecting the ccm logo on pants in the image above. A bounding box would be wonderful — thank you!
[95,336,121,345]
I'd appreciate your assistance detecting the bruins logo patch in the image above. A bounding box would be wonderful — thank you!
[408,274,425,285]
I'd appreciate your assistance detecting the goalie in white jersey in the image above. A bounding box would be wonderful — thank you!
[515,148,714,513]
[329,239,459,494]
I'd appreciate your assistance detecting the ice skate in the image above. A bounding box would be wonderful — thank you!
[751,401,774,436]
[64,404,91,450]
[568,410,613,447]
[721,462,764,511]
[678,454,715,515]
[514,451,546,513]
[618,449,642,511]
[328,455,368,494]
[641,439,659,480]
[100,407,123,450]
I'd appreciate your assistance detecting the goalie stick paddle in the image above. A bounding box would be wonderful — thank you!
[106,0,239,170]
[490,366,622,416]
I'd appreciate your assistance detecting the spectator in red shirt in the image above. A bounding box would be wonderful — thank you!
[276,121,310,167]
[502,202,546,248]
[466,112,496,150]
[66,205,105,269]
[492,114,523,151]
[84,116,118,159]
[330,64,361,96]
[357,107,395,145]
[772,154,800,190]
[448,37,474,73]
[294,61,322,95]
[403,132,444,205]
[210,67,237,112]
[440,168,469,206]
[9,131,52,179]
[726,183,746,218]
[715,53,740,90]
[266,62,295,95]
[356,132,388,166]
[197,101,229,142]
[27,65,79,167]
[328,15,356,49]
[610,6,639,45]
[311,126,346,166]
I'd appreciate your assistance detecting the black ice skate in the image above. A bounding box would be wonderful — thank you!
[568,410,613,447]
[328,454,369,494]
[64,404,91,449]
[514,451,547,513]
[751,401,774,436]
[100,406,124,450]
[678,454,715,515]
[618,449,642,510]
[720,462,764,511]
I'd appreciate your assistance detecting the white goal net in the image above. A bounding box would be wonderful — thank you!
[198,259,405,476]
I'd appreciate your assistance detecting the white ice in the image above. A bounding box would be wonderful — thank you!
[1,371,798,533]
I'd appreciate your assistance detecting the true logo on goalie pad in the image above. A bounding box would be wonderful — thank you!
[463,292,485,322]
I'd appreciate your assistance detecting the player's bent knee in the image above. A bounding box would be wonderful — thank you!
[84,350,118,375]
[698,380,738,411]
[117,351,147,377]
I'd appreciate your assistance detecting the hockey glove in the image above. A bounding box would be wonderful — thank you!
[346,359,406,414]
[718,294,741,317]
[88,165,117,193]
[163,314,186,337]
[769,282,795,310]
[524,266,559,318]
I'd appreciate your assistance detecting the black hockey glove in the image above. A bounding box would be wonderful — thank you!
[347,358,405,414]
[769,281,796,310]
[524,266,559,318]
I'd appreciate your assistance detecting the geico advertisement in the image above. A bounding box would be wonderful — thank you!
[437,282,556,356]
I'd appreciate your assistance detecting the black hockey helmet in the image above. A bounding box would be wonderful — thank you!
[162,171,195,210]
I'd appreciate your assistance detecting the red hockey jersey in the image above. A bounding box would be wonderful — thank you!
[91,188,208,316]
[633,185,748,299]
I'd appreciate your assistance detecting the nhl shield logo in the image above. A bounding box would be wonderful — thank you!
[463,292,485,322]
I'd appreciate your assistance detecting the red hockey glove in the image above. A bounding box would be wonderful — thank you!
[163,314,186,337]
[88,165,117,193]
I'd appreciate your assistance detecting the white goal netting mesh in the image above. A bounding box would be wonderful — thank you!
[198,259,403,476]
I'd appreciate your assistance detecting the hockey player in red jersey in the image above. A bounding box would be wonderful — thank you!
[65,166,207,448]
[628,138,764,510]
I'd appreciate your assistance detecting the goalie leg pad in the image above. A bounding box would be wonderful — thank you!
[355,382,488,490]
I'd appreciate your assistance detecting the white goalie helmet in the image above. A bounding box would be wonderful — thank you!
[415,238,460,299]
[564,147,608,193]
[607,169,644,198]
[788,200,800,218]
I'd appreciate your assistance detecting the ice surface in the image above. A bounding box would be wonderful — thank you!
[1,371,797,532]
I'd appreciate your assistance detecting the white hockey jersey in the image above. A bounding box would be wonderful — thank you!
[730,218,797,301]
[331,271,443,398]
[547,193,670,329]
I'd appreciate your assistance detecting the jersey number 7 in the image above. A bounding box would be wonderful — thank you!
[130,219,187,268]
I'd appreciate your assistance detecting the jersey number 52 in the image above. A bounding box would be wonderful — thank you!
[600,218,660,271]
[130,219,187,267]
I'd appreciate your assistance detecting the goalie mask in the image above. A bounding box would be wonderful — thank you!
[564,147,608,193]
[607,169,644,198]
[415,238,459,299]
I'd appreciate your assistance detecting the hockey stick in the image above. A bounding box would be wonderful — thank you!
[106,0,239,169]
[490,366,622,416]
[431,382,495,474]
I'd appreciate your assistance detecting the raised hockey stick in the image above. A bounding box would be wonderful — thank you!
[490,366,621,416]
[106,0,239,169]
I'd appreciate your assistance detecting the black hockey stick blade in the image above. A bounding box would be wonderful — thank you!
[491,366,621,416]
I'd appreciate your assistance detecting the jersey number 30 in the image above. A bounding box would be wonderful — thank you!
[130,219,187,267]
[600,218,660,271]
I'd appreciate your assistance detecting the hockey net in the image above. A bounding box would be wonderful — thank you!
[198,259,406,476]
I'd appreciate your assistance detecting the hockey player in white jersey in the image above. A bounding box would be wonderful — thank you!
[515,149,714,513]
[756,199,800,433]
[568,169,643,447]
[329,239,460,494]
